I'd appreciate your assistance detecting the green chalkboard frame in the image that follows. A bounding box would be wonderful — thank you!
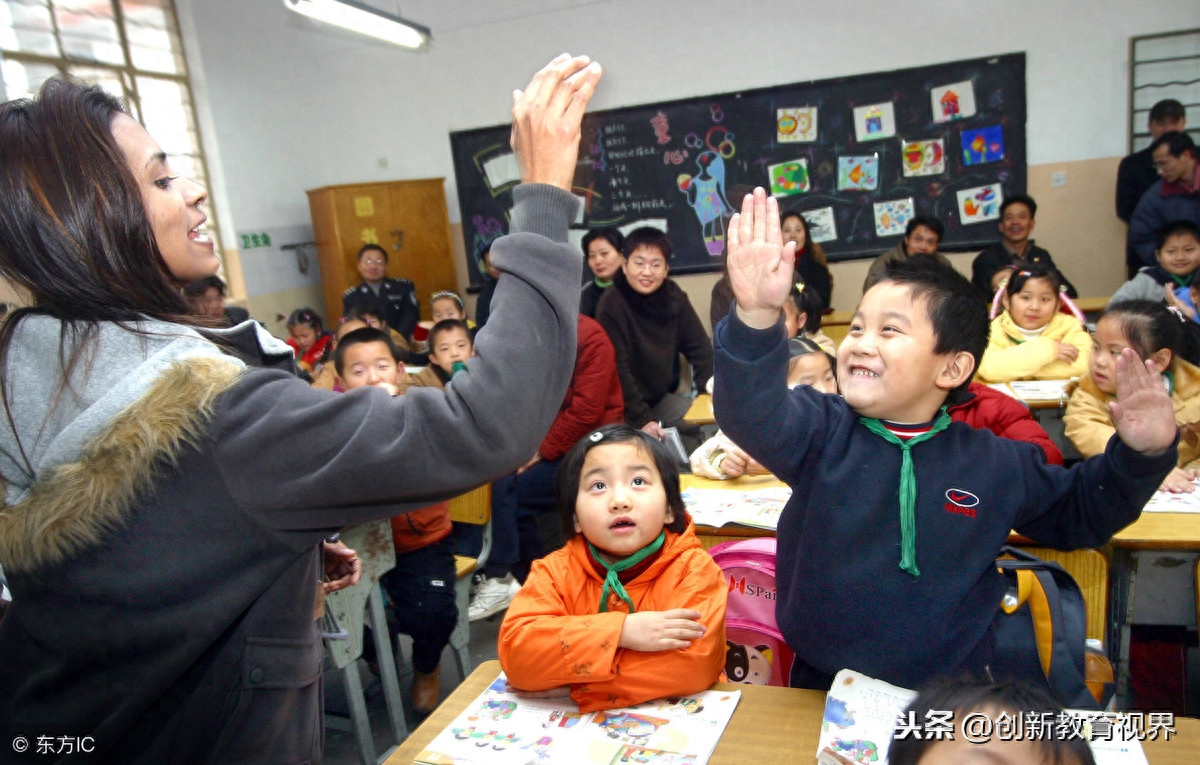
[450,53,1025,281]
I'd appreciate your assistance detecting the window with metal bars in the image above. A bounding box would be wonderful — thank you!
[1128,28,1200,151]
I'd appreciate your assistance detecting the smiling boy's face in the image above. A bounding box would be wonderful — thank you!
[837,281,969,423]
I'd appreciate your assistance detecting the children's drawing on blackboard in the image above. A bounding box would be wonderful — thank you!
[901,139,946,177]
[801,207,838,244]
[777,106,818,142]
[873,198,915,237]
[931,80,977,123]
[678,151,734,256]
[767,157,810,196]
[956,183,1003,224]
[837,155,879,191]
[852,102,896,142]
[961,125,1005,165]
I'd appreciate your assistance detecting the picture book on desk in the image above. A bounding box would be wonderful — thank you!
[814,669,1150,765]
[414,672,741,765]
[1143,479,1200,513]
[681,486,791,530]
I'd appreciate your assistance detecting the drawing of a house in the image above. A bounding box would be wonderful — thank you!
[940,90,960,118]
[865,106,883,133]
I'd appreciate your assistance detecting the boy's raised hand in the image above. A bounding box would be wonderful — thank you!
[727,188,797,329]
[511,54,603,190]
[1110,348,1177,456]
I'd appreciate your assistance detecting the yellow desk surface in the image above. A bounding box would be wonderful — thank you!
[384,661,1200,765]
[683,473,785,548]
[1111,511,1200,550]
[683,393,715,425]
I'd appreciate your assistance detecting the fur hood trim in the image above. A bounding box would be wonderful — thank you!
[0,357,242,572]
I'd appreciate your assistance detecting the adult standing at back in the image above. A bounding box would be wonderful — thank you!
[1117,99,1187,277]
[862,215,953,292]
[970,195,1078,300]
[342,242,420,346]
[0,54,601,764]
[1129,131,1200,268]
[596,227,713,441]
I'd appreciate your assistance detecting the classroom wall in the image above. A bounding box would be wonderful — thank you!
[174,0,1200,324]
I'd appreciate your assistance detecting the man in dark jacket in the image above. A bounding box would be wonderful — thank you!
[1128,131,1200,269]
[970,195,1077,300]
[342,243,420,341]
[1117,99,1187,277]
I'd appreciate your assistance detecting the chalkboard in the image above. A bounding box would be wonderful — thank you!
[450,53,1025,281]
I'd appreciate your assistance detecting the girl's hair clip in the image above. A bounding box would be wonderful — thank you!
[1168,305,1187,323]
[588,430,604,443]
[1017,270,1033,278]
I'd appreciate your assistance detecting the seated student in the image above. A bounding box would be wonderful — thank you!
[1110,220,1200,305]
[949,382,1063,465]
[785,281,837,355]
[399,318,473,392]
[862,216,953,293]
[596,227,713,441]
[429,290,476,329]
[1066,300,1200,492]
[183,275,251,327]
[888,678,1096,765]
[285,307,333,381]
[971,195,1078,301]
[346,303,413,359]
[692,337,837,480]
[342,243,420,343]
[332,327,457,714]
[473,314,624,619]
[580,227,625,318]
[310,316,369,391]
[1128,131,1200,268]
[976,265,1091,383]
[498,424,727,711]
[714,188,1176,691]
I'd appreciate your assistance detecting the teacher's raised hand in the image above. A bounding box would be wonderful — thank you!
[511,53,603,191]
[728,188,797,330]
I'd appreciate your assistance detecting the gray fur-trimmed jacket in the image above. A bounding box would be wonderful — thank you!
[0,184,581,764]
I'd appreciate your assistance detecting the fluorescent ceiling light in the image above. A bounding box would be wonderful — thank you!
[283,0,431,49]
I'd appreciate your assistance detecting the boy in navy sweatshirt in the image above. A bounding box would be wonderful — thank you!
[713,188,1179,691]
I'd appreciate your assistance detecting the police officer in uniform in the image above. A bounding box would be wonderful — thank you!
[342,243,420,341]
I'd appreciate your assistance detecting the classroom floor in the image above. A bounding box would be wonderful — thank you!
[322,608,505,765]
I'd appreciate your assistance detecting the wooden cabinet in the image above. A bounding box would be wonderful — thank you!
[307,178,457,324]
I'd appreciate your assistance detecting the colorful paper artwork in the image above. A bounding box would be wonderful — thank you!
[801,207,837,244]
[852,102,896,142]
[873,198,915,237]
[961,125,1005,165]
[837,155,879,191]
[901,139,946,177]
[777,107,818,143]
[767,158,810,196]
[957,184,1003,224]
[931,80,977,123]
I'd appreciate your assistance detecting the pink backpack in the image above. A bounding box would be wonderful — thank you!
[708,538,794,687]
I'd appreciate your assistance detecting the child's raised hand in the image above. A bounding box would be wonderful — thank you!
[510,54,603,191]
[1109,347,1177,457]
[727,188,797,329]
[618,609,706,652]
[1165,285,1196,320]
[1055,341,1079,363]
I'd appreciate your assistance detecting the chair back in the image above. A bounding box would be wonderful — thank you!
[323,519,396,670]
[1013,546,1108,642]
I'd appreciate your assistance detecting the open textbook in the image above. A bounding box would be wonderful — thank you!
[815,669,1150,765]
[1143,479,1200,513]
[415,672,741,765]
[681,486,791,530]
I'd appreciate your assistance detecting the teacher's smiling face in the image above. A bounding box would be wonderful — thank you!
[623,245,669,295]
[112,114,218,284]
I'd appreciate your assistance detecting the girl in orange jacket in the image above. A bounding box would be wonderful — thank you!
[498,424,727,712]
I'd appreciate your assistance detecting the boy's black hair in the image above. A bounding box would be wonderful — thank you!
[888,677,1096,765]
[555,423,688,539]
[1000,194,1037,219]
[790,281,824,335]
[582,227,625,257]
[345,304,387,327]
[1149,98,1186,124]
[1103,299,1200,367]
[1149,130,1195,158]
[878,259,990,396]
[333,326,401,377]
[428,318,472,349]
[287,307,324,332]
[905,215,945,242]
[1156,219,1200,251]
[183,274,226,298]
[1005,262,1063,297]
[622,226,673,260]
[356,243,387,264]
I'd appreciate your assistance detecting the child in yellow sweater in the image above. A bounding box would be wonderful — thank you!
[976,265,1090,382]
[1066,299,1200,492]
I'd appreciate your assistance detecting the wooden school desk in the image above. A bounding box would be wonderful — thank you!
[382,660,1200,765]
[1108,512,1200,707]
[682,473,783,549]
[683,393,715,426]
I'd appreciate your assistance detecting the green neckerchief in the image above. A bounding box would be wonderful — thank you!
[587,531,665,613]
[594,276,613,289]
[857,409,953,578]
[1170,273,1194,289]
[1104,370,1174,399]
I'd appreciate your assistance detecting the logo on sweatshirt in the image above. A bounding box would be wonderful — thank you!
[944,488,979,518]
